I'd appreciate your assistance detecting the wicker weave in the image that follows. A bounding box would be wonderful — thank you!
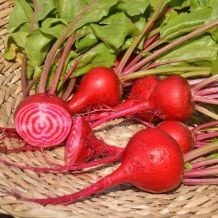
[0,1,217,217]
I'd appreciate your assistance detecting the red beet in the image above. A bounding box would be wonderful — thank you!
[64,116,123,165]
[67,67,122,114]
[91,75,193,128]
[13,128,184,205]
[149,75,193,120]
[157,120,195,153]
[121,75,160,121]
[87,75,159,122]
[15,94,72,147]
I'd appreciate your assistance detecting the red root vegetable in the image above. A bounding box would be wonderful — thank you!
[149,75,193,120]
[9,128,184,205]
[67,67,122,114]
[87,75,160,122]
[157,120,195,153]
[91,75,218,128]
[145,120,218,153]
[64,116,123,165]
[15,94,72,147]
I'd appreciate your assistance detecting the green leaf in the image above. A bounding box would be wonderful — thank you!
[75,26,98,52]
[8,0,33,33]
[41,18,67,38]
[158,35,218,64]
[117,0,150,16]
[72,43,116,77]
[184,162,192,170]
[55,0,86,22]
[168,0,190,9]
[160,8,212,41]
[73,0,119,31]
[4,29,28,61]
[211,57,218,74]
[25,29,53,67]
[91,12,137,51]
[206,152,218,159]
[207,1,218,41]
[26,64,42,80]
[56,0,118,31]
[150,0,172,10]
[189,0,215,10]
[36,0,56,21]
[5,31,28,48]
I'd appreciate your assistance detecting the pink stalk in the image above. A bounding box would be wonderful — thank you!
[84,106,117,122]
[21,0,39,97]
[9,167,124,205]
[191,158,218,169]
[143,34,160,49]
[91,102,150,128]
[196,87,218,96]
[85,111,112,122]
[184,141,218,162]
[192,76,218,121]
[192,121,218,131]
[131,117,155,128]
[192,75,218,92]
[193,95,218,105]
[63,58,81,82]
[183,178,218,185]
[194,142,208,148]
[0,144,44,154]
[61,77,76,101]
[38,4,94,93]
[116,1,165,74]
[143,58,187,70]
[123,35,160,73]
[194,105,218,120]
[23,76,40,98]
[0,153,121,173]
[184,167,218,177]
[196,132,218,141]
[21,54,28,97]
[48,34,77,94]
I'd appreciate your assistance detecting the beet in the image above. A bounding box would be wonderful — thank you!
[12,128,184,205]
[67,67,122,114]
[15,94,72,147]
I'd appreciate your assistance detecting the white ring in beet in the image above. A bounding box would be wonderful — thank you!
[15,94,72,147]
[64,117,82,165]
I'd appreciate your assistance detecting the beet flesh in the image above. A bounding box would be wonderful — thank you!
[15,94,72,147]
[65,116,123,165]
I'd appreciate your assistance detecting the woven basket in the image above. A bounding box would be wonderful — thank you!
[0,1,217,217]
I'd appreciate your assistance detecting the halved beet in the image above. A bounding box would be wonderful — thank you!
[15,94,72,147]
